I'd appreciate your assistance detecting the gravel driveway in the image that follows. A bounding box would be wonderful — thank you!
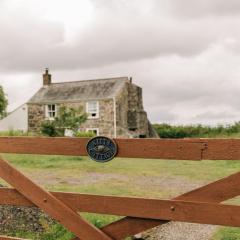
[140,222,217,240]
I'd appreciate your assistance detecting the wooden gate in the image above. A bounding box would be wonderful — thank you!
[0,137,240,240]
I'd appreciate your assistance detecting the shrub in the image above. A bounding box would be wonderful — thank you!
[41,121,59,137]
[74,131,96,138]
[0,85,8,119]
[0,130,36,136]
[41,106,87,137]
[153,121,240,138]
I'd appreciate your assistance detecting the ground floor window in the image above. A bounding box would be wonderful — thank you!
[45,104,57,119]
[86,128,99,136]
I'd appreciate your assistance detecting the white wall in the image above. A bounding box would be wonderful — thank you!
[0,104,28,131]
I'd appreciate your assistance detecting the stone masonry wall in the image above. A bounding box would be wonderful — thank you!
[28,104,45,132]
[78,99,115,137]
[115,85,130,138]
[115,82,155,138]
[127,82,150,137]
[28,99,115,137]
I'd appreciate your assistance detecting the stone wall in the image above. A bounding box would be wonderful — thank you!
[28,104,45,132]
[115,85,130,137]
[78,99,115,137]
[127,83,151,138]
[28,99,115,137]
[115,82,157,138]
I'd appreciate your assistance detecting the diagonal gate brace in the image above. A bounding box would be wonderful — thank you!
[0,156,113,240]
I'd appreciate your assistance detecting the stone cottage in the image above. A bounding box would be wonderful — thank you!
[0,69,158,138]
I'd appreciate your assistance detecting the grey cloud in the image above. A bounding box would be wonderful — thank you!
[148,106,178,123]
[0,0,225,72]
[0,0,65,71]
[166,0,240,18]
[193,111,238,121]
[2,0,240,125]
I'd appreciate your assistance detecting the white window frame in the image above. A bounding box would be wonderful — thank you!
[86,101,99,119]
[45,104,57,120]
[86,128,99,136]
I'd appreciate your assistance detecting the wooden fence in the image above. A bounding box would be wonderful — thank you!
[0,137,240,240]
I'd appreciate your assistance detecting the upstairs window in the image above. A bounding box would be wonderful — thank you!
[45,104,57,119]
[86,101,99,119]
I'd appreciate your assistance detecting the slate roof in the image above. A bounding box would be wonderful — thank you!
[28,77,129,104]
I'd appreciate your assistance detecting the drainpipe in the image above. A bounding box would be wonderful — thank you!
[113,97,117,138]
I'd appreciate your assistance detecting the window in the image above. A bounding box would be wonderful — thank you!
[86,101,99,118]
[86,128,99,136]
[45,104,57,119]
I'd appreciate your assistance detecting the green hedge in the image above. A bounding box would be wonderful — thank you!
[153,122,240,138]
[0,130,95,138]
[0,130,36,136]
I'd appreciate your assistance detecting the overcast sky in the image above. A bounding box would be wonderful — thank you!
[1,0,240,125]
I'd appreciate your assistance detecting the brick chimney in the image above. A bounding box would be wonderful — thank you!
[43,68,51,85]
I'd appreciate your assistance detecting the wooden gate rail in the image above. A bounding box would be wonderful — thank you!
[0,137,240,240]
[0,137,240,160]
[2,186,240,227]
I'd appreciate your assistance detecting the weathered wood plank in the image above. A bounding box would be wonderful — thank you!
[0,137,88,156]
[1,170,240,215]
[55,193,240,228]
[1,137,240,160]
[0,157,112,240]
[202,139,240,160]
[1,174,240,227]
[0,137,204,160]
[116,138,204,160]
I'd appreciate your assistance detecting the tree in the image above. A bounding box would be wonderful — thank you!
[0,86,8,119]
[41,106,87,137]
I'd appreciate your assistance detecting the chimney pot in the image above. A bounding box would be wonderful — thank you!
[43,68,51,85]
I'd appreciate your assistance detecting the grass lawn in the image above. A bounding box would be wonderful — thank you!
[1,154,240,239]
[211,227,240,240]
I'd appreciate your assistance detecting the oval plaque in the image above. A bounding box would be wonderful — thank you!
[86,136,118,163]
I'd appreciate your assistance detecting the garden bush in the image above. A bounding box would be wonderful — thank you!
[153,122,240,138]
